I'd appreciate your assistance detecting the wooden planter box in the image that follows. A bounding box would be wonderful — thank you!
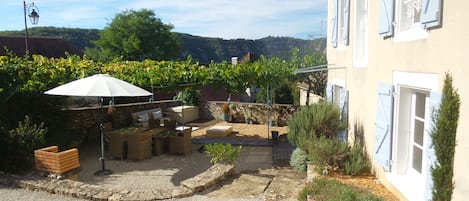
[34,146,80,175]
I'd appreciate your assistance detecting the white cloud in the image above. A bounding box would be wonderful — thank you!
[0,0,327,39]
[123,0,327,39]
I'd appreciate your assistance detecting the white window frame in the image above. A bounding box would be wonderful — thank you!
[332,0,351,49]
[393,0,428,42]
[337,0,349,48]
[353,0,369,67]
[387,71,437,201]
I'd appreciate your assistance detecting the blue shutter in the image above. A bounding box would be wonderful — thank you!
[343,0,350,45]
[374,83,393,171]
[326,84,333,102]
[379,0,394,37]
[424,91,441,201]
[331,0,339,47]
[421,0,442,29]
[338,89,349,141]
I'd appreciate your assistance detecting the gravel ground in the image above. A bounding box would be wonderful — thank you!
[190,121,288,139]
[0,122,291,201]
[0,185,84,201]
[0,185,261,201]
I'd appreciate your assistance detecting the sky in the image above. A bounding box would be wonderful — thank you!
[0,0,327,40]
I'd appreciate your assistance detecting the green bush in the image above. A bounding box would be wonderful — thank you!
[177,88,200,106]
[5,116,47,172]
[287,101,346,151]
[345,143,370,176]
[431,73,460,201]
[290,147,308,171]
[308,136,349,172]
[298,178,384,201]
[204,143,241,164]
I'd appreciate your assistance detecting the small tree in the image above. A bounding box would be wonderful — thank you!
[91,9,180,62]
[6,116,47,172]
[431,73,460,201]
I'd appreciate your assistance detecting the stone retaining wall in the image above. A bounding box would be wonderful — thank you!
[0,163,235,201]
[201,101,299,126]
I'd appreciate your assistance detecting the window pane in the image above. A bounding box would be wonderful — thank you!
[412,146,423,173]
[414,119,424,146]
[399,0,422,31]
[415,92,426,118]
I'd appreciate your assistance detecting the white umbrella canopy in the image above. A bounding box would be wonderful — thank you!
[44,73,152,176]
[45,74,152,97]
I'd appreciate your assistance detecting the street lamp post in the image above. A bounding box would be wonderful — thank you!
[23,0,39,54]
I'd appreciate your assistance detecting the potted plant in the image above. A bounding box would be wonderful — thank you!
[244,113,252,124]
[221,102,230,121]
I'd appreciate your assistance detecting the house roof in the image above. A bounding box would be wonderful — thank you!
[0,36,83,58]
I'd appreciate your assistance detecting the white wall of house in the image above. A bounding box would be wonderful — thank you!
[327,0,469,200]
[298,87,322,105]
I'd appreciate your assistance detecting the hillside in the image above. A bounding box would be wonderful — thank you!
[0,27,326,62]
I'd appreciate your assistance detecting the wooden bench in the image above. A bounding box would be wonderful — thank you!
[34,146,80,175]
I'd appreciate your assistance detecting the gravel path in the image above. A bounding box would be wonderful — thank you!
[0,185,84,201]
[0,185,261,201]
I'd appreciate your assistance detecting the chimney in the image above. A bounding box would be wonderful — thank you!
[231,57,238,65]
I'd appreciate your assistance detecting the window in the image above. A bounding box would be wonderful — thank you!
[327,82,348,141]
[331,0,350,48]
[353,0,368,67]
[373,72,440,201]
[394,0,428,41]
[410,91,427,174]
[389,86,432,200]
[399,0,422,31]
[379,0,442,39]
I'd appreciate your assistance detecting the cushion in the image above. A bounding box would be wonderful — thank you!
[137,114,149,122]
[152,111,163,119]
[206,126,233,137]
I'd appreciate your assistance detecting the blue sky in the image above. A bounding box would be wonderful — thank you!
[1,0,327,40]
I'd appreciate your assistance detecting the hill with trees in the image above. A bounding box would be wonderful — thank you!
[0,27,326,62]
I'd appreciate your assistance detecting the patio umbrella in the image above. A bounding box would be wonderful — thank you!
[44,74,152,175]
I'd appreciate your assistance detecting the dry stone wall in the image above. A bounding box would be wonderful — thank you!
[0,163,235,200]
[201,101,299,126]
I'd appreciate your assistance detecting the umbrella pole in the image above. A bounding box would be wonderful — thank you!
[95,97,112,176]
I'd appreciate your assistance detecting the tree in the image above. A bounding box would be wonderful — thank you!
[431,73,460,201]
[291,48,327,105]
[90,9,180,62]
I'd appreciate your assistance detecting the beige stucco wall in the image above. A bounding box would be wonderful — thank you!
[327,1,469,200]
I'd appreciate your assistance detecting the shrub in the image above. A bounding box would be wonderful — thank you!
[298,178,384,201]
[345,143,370,176]
[204,143,241,164]
[177,88,200,106]
[5,116,47,172]
[287,101,346,151]
[308,136,349,172]
[431,73,460,201]
[290,147,308,171]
